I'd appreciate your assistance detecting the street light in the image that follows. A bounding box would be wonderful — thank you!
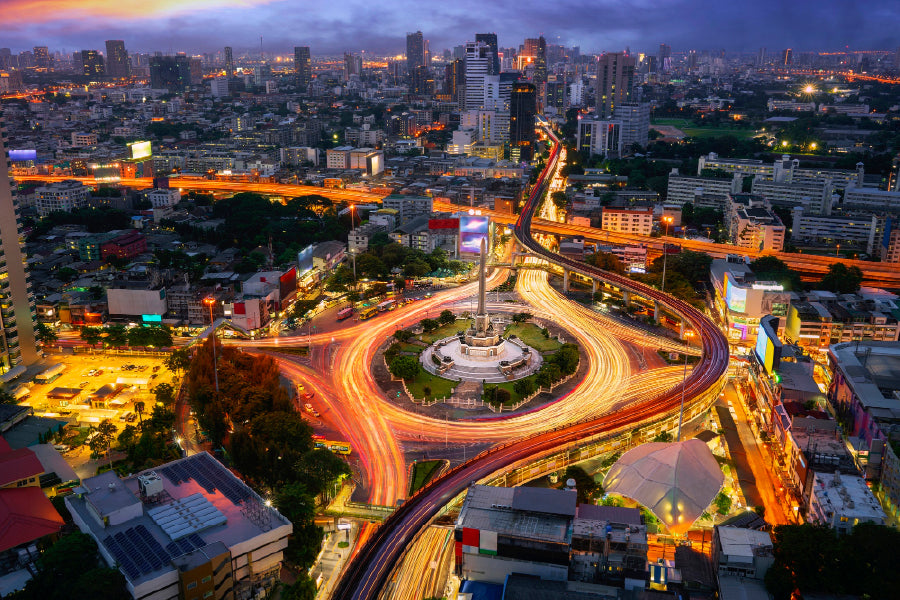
[203,297,219,393]
[661,216,673,294]
[676,330,695,442]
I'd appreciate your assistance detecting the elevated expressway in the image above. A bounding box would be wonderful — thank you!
[332,125,730,599]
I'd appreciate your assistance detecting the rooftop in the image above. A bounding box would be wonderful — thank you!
[457,485,575,545]
[716,526,772,559]
[812,471,885,522]
[67,452,291,586]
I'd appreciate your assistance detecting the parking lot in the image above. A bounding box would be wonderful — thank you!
[21,352,177,435]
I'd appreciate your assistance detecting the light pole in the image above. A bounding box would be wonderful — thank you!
[661,216,673,294]
[203,297,219,393]
[676,330,695,442]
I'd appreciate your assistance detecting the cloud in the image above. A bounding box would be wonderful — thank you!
[3,0,900,55]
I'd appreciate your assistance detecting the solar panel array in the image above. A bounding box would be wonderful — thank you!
[103,524,174,580]
[165,533,207,559]
[158,453,251,506]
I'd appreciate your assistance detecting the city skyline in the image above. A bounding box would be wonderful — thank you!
[3,0,900,56]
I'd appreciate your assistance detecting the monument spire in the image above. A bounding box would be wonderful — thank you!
[477,237,487,316]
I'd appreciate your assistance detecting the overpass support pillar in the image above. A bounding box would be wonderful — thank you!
[591,280,598,296]
[622,291,630,307]
[654,301,660,322]
[563,270,569,291]
[680,320,685,339]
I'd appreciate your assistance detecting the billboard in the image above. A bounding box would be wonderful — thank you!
[279,267,298,303]
[129,141,152,160]
[297,245,315,273]
[9,149,37,161]
[753,316,782,375]
[724,272,747,314]
[459,215,490,254]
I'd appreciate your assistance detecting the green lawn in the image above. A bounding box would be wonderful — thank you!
[396,342,425,354]
[409,459,444,495]
[504,323,563,352]
[405,370,457,400]
[488,376,540,405]
[651,118,758,139]
[417,319,473,344]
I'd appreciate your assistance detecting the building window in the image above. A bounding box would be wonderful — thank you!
[203,592,213,599]
[187,582,197,590]
[201,576,211,584]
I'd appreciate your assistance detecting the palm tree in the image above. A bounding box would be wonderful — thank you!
[134,401,145,430]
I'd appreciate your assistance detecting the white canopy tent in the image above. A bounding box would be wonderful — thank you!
[603,439,725,535]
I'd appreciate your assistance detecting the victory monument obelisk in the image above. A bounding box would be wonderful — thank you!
[465,237,501,347]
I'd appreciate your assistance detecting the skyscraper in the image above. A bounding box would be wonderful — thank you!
[105,40,130,79]
[595,52,636,118]
[294,46,311,90]
[444,59,464,102]
[150,55,191,91]
[224,46,235,77]
[32,46,50,70]
[475,33,500,75]
[0,110,39,374]
[782,48,793,66]
[533,36,547,84]
[406,31,425,79]
[464,41,491,111]
[509,82,536,162]
[81,50,105,78]
[658,43,671,73]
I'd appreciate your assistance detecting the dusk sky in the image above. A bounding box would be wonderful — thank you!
[3,0,900,56]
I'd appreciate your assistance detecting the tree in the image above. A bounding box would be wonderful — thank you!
[280,578,318,600]
[513,378,536,397]
[296,448,350,500]
[105,325,128,347]
[88,419,118,465]
[80,326,102,346]
[550,344,580,376]
[818,262,863,294]
[0,385,16,405]
[117,424,138,452]
[153,383,175,406]
[438,309,455,325]
[511,312,532,323]
[393,329,414,342]
[403,259,431,278]
[713,491,732,515]
[586,251,624,274]
[230,411,314,488]
[34,322,58,345]
[419,318,438,332]
[564,465,598,503]
[275,483,323,569]
[389,355,421,381]
[133,401,145,429]
[550,191,568,210]
[749,255,802,291]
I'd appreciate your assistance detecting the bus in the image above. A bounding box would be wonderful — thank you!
[314,437,352,455]
[336,307,354,321]
[359,305,379,320]
[377,299,396,312]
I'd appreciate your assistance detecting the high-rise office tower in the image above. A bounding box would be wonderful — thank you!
[81,50,105,77]
[224,46,235,77]
[782,48,793,66]
[424,39,431,68]
[464,41,491,111]
[475,33,500,75]
[406,31,425,79]
[658,43,671,73]
[595,52,635,118]
[509,82,536,162]
[149,55,191,91]
[688,49,698,71]
[757,47,767,67]
[105,40,130,79]
[294,46,311,90]
[32,46,50,70]
[444,59,464,102]
[0,111,39,374]
[534,36,547,83]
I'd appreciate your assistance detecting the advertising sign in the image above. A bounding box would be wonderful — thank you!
[9,149,37,161]
[459,215,490,254]
[129,141,152,160]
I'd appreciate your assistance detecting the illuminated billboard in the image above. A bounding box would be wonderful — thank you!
[279,267,298,303]
[9,149,37,161]
[297,245,315,273]
[724,272,747,314]
[129,141,152,160]
[459,215,490,254]
[753,316,782,375]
